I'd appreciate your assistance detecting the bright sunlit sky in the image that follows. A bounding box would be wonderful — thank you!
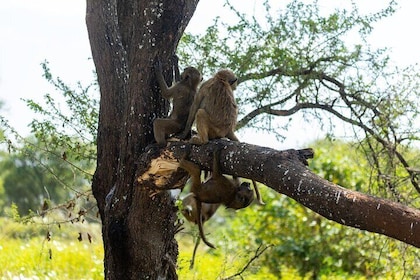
[1,0,419,149]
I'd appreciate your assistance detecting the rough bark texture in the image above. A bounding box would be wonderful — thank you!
[86,0,198,279]
[141,140,420,248]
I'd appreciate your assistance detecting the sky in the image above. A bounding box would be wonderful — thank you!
[1,0,419,149]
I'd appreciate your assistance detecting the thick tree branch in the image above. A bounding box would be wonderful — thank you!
[238,56,338,84]
[237,102,334,129]
[139,139,420,248]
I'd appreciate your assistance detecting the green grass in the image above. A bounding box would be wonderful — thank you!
[176,232,295,280]
[1,217,417,279]
[0,217,283,280]
[0,218,104,280]
[0,237,104,279]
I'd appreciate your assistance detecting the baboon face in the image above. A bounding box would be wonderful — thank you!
[227,182,254,209]
[215,69,238,90]
[228,77,238,90]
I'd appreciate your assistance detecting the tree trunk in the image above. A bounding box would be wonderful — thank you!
[139,140,420,248]
[86,0,198,278]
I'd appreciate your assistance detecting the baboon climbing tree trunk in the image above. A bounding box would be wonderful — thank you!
[86,0,198,278]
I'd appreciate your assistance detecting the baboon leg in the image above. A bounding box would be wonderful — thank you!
[153,118,182,146]
[252,180,265,205]
[189,235,201,270]
[190,109,209,145]
[153,119,166,146]
[178,159,201,194]
[226,129,239,142]
[196,199,215,249]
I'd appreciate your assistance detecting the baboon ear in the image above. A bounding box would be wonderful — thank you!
[240,181,251,190]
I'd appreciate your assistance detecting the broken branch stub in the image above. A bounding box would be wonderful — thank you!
[136,147,189,191]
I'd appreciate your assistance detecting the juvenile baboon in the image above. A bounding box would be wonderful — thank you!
[153,58,202,146]
[178,148,254,248]
[179,69,239,145]
[181,193,220,225]
[182,194,220,269]
[183,180,264,218]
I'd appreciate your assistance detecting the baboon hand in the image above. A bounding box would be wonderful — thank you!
[177,129,189,140]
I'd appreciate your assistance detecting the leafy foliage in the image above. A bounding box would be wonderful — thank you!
[179,0,420,200]
[25,61,98,163]
[1,141,82,215]
[0,62,98,218]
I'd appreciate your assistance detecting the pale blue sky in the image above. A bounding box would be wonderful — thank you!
[1,0,419,148]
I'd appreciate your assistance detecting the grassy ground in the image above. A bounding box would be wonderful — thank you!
[0,217,282,280]
[0,218,104,280]
[1,217,416,279]
[0,237,104,279]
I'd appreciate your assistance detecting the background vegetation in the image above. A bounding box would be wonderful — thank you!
[0,140,418,279]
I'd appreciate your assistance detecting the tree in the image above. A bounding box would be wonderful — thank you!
[1,141,82,215]
[86,1,199,279]
[179,0,420,203]
[85,0,420,279]
[0,61,97,216]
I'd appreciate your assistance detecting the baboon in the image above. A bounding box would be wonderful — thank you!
[182,194,220,269]
[153,58,202,146]
[178,148,254,248]
[181,194,220,225]
[252,180,265,205]
[179,69,239,145]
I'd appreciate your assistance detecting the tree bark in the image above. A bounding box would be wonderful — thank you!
[86,0,198,278]
[140,140,420,248]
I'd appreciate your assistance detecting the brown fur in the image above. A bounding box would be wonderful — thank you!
[182,193,220,269]
[153,58,202,146]
[181,193,220,225]
[178,148,254,248]
[179,69,239,145]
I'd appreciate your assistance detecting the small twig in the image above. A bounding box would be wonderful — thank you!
[223,244,273,280]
